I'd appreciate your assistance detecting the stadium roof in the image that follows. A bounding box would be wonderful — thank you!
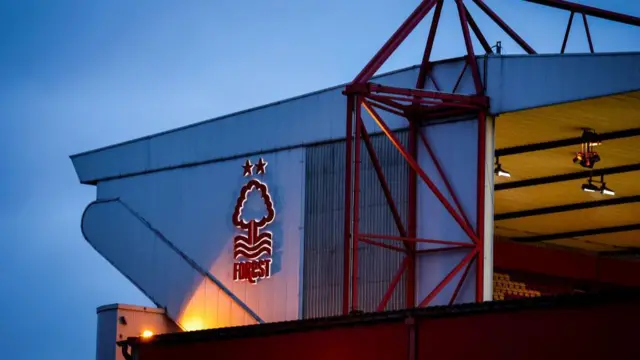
[71,52,640,185]
[71,52,640,255]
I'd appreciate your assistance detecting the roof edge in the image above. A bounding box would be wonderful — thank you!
[97,303,166,314]
[69,63,427,159]
[71,52,640,160]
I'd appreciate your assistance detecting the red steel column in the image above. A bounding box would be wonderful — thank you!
[352,97,362,312]
[343,95,354,315]
[407,119,418,308]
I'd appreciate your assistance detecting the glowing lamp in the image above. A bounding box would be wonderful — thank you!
[581,182,599,193]
[600,184,615,196]
[494,157,511,178]
[141,330,154,338]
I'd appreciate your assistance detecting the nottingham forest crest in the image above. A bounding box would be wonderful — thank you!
[232,157,275,284]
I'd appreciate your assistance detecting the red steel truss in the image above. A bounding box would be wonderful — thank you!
[342,0,640,314]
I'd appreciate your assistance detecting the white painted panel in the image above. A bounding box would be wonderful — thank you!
[483,116,496,301]
[72,60,482,185]
[71,67,422,184]
[421,57,486,95]
[72,53,640,185]
[488,52,640,113]
[82,200,252,330]
[72,140,150,183]
[416,118,479,306]
[85,148,306,328]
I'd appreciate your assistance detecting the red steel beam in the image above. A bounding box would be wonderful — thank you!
[582,13,594,53]
[360,233,474,248]
[416,0,444,90]
[561,12,575,53]
[472,0,537,55]
[368,93,449,108]
[363,101,480,244]
[451,63,468,94]
[526,0,640,27]
[449,255,476,305]
[429,72,442,91]
[418,130,473,233]
[367,100,406,117]
[360,122,409,241]
[359,238,407,253]
[418,249,477,307]
[463,4,493,55]
[367,83,488,106]
[343,96,354,315]
[417,245,471,254]
[377,256,410,312]
[366,94,409,110]
[369,94,483,111]
[353,0,438,84]
[352,97,363,312]
[407,118,418,308]
[451,0,486,99]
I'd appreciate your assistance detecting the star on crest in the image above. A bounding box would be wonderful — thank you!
[255,157,268,175]
[242,159,253,177]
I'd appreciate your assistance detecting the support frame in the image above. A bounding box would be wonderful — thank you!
[342,0,640,314]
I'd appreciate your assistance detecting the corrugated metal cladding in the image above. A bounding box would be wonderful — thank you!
[303,131,409,318]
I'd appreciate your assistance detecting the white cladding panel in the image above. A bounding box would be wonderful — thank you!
[71,66,423,184]
[83,148,306,329]
[487,52,640,113]
[71,53,640,185]
[417,118,479,305]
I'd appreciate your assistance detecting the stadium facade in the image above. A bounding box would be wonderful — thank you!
[70,1,640,359]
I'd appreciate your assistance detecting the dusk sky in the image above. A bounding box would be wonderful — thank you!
[1,0,639,358]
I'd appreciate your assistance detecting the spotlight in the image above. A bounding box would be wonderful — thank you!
[572,152,583,164]
[494,157,511,178]
[581,175,615,196]
[581,180,599,193]
[600,183,615,196]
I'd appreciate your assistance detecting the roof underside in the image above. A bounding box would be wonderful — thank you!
[494,91,640,254]
[71,52,640,185]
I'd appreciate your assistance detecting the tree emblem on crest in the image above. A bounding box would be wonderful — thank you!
[231,178,275,260]
[232,157,275,284]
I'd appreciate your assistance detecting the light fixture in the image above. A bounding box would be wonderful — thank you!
[494,157,511,178]
[600,183,615,196]
[581,174,615,196]
[573,129,602,169]
[141,330,154,338]
[581,180,599,193]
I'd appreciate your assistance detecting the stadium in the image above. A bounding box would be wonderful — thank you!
[70,0,640,359]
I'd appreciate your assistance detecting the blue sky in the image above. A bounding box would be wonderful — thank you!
[0,0,638,358]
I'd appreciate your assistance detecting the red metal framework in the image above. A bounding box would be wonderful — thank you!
[342,0,640,314]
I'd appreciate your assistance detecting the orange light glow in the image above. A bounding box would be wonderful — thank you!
[181,317,205,332]
[141,330,154,338]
